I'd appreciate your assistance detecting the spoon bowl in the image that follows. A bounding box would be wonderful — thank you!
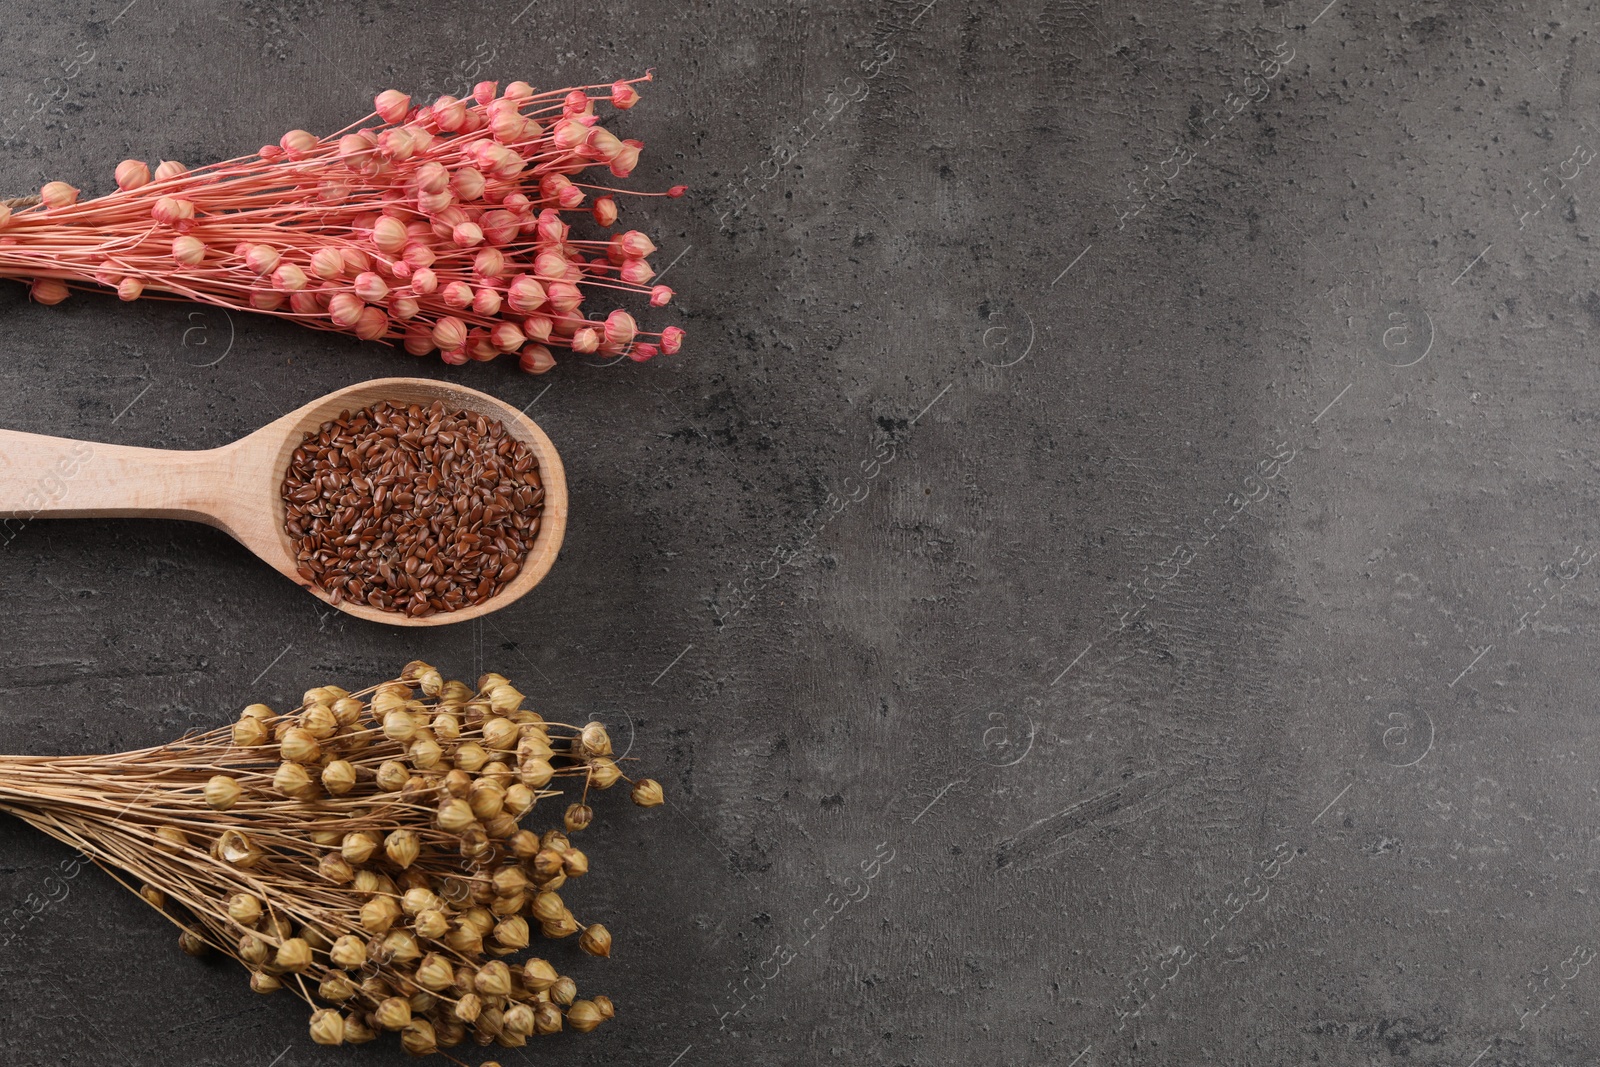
[0,377,567,626]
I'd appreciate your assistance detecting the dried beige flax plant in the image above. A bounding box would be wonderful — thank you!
[0,661,663,1061]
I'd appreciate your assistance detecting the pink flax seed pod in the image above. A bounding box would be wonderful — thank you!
[587,127,624,163]
[327,292,364,328]
[403,321,434,355]
[153,160,188,182]
[388,295,419,320]
[258,145,284,162]
[339,248,371,275]
[403,243,436,270]
[535,210,568,245]
[40,182,80,209]
[472,248,505,279]
[244,245,281,275]
[506,276,546,314]
[451,167,485,201]
[417,188,452,214]
[451,221,484,248]
[668,183,688,197]
[545,281,582,313]
[432,316,467,351]
[473,287,502,316]
[522,314,553,342]
[473,81,498,106]
[609,142,640,178]
[491,322,525,352]
[617,230,657,259]
[661,326,684,355]
[249,288,284,311]
[570,327,599,354]
[272,263,309,291]
[519,343,555,374]
[372,216,408,253]
[650,285,674,307]
[480,210,519,246]
[533,250,568,279]
[375,89,411,124]
[114,160,151,191]
[591,197,618,227]
[466,328,497,361]
[604,311,637,347]
[309,247,344,280]
[433,95,467,131]
[552,118,589,151]
[279,129,317,159]
[354,306,388,340]
[379,127,416,162]
[30,278,68,304]
[410,267,438,295]
[611,81,641,109]
[620,258,654,285]
[150,197,194,226]
[440,346,469,365]
[171,235,206,266]
[0,203,11,229]
[491,109,525,144]
[289,291,322,315]
[563,89,591,115]
[353,272,389,303]
[441,281,473,309]
[629,342,659,362]
[505,80,534,99]
[415,161,450,195]
[117,278,144,301]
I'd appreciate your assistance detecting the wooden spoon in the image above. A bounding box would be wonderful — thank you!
[0,377,567,627]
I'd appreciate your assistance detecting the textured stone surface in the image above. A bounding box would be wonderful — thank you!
[0,0,1596,1064]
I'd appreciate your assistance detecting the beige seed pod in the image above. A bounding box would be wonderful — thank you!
[319,851,354,885]
[477,672,510,692]
[416,952,456,991]
[469,779,507,821]
[385,828,420,868]
[300,703,338,740]
[376,760,410,791]
[403,1017,441,1055]
[522,958,559,991]
[517,734,554,763]
[331,696,365,726]
[241,702,276,724]
[482,760,515,786]
[509,829,540,859]
[381,928,422,964]
[153,826,189,854]
[630,778,665,807]
[564,803,594,833]
[437,797,475,833]
[531,891,565,924]
[537,870,568,893]
[351,869,383,895]
[140,885,166,910]
[238,932,271,966]
[474,960,514,997]
[487,684,523,715]
[300,925,333,952]
[593,995,615,1020]
[444,768,474,797]
[541,913,579,939]
[541,829,571,853]
[261,913,293,943]
[329,934,367,969]
[232,715,269,748]
[549,976,577,1006]
[204,774,242,810]
[567,1000,604,1033]
[177,931,206,958]
[476,1005,506,1039]
[321,759,356,795]
[580,721,612,757]
[413,908,450,940]
[455,741,490,772]
[360,896,401,934]
[228,892,263,926]
[579,923,612,958]
[250,971,282,994]
[454,992,484,1023]
[303,684,349,706]
[343,1013,377,1045]
[279,727,321,763]
[532,848,564,879]
[493,916,530,951]
[383,708,418,742]
[371,688,409,718]
[433,711,461,742]
[441,679,474,704]
[518,758,555,788]
[318,973,357,1002]
[490,891,526,918]
[503,1003,536,1037]
[309,1008,345,1046]
[273,760,315,799]
[401,886,438,916]
[446,924,484,956]
[461,907,496,935]
[533,1002,563,1034]
[562,848,589,877]
[491,866,528,896]
[504,782,535,817]
[587,757,622,789]
[409,736,443,769]
[484,812,520,840]
[308,824,344,847]
[374,996,412,1031]
[275,937,312,973]
[341,830,379,866]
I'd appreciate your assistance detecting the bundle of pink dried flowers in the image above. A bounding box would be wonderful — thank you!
[0,76,684,373]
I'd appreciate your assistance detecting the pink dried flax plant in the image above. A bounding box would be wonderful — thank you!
[0,76,685,373]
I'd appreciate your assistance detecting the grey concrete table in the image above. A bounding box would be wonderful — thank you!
[0,0,1591,1064]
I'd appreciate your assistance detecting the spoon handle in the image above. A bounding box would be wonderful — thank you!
[0,429,231,524]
